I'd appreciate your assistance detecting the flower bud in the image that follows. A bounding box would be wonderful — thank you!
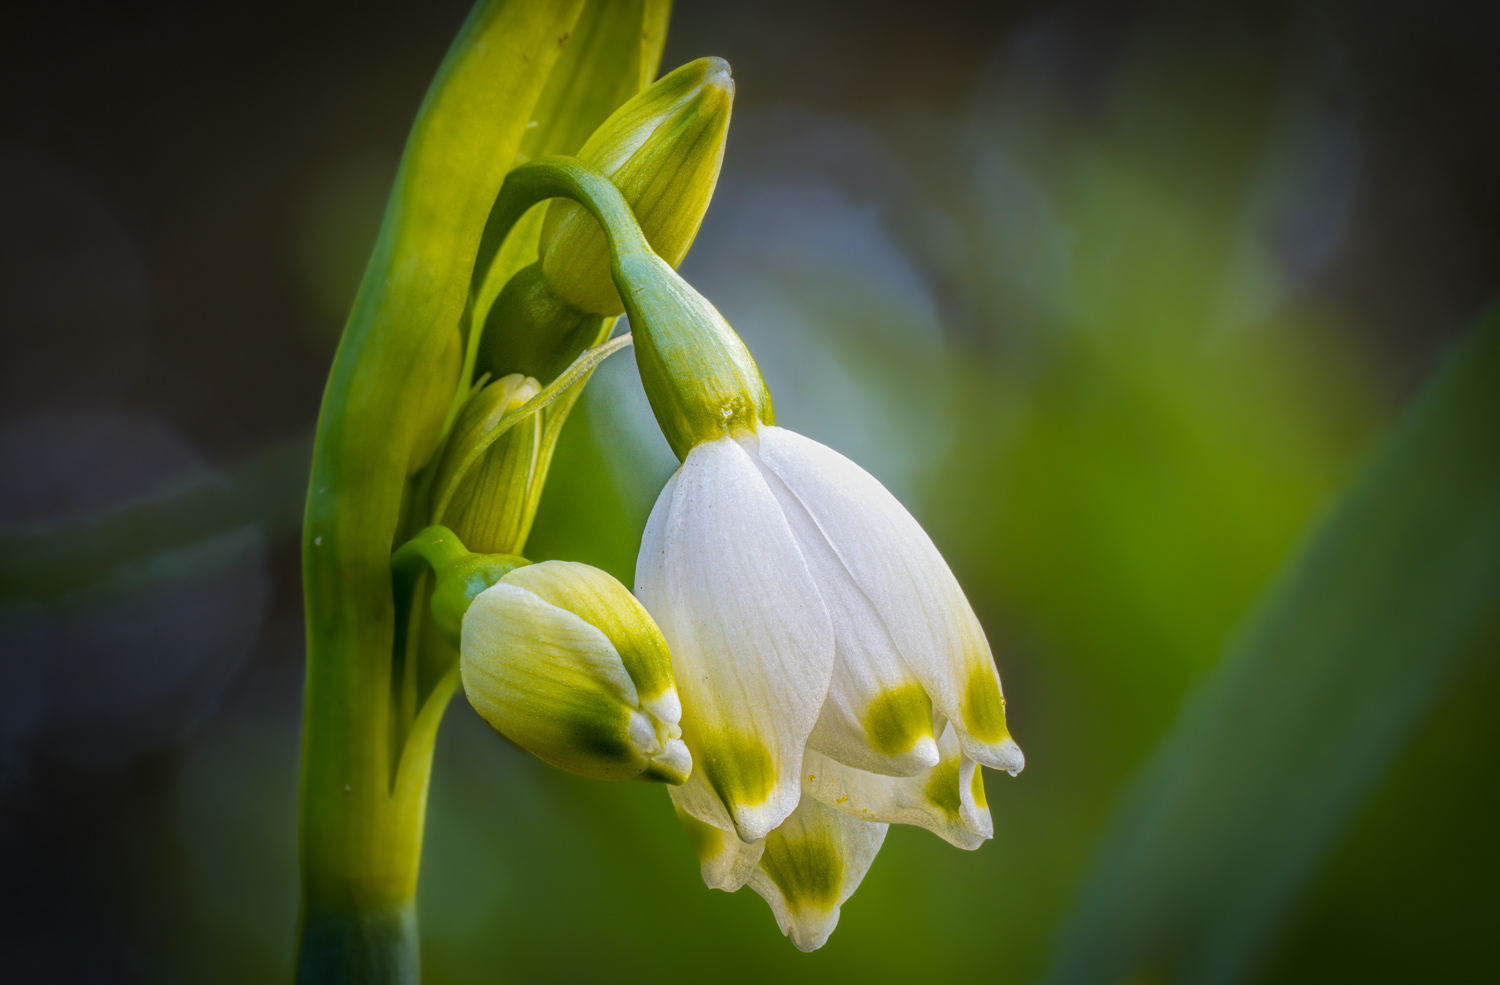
[432,373,542,555]
[460,560,691,784]
[477,262,606,384]
[538,56,734,316]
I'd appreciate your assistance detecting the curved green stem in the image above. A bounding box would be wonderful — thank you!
[473,156,656,297]
[391,525,527,646]
[488,158,773,460]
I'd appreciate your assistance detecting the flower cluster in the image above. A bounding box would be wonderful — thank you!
[434,54,1023,952]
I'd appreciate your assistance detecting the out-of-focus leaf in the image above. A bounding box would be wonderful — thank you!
[0,432,309,601]
[1044,302,1500,985]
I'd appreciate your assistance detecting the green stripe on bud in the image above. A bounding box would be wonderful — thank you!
[538,57,733,316]
[432,374,542,555]
[461,560,690,784]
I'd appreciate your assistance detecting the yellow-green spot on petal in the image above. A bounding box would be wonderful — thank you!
[760,827,842,915]
[962,664,1010,743]
[676,807,724,863]
[863,683,934,757]
[637,680,673,706]
[697,729,775,809]
[971,764,988,809]
[925,756,963,820]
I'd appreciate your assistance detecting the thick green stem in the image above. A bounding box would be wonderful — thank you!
[296,1,588,979]
[296,7,672,980]
[297,904,419,985]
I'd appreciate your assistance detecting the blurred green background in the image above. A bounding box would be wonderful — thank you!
[1,1,1496,983]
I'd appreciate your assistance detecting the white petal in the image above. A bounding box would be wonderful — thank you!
[634,465,680,597]
[745,795,888,951]
[743,432,939,778]
[755,427,1024,774]
[664,746,736,832]
[651,734,693,784]
[802,724,993,851]
[635,435,836,842]
[672,800,764,892]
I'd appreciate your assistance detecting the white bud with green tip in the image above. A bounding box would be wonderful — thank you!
[394,526,690,786]
[538,56,734,317]
[462,560,691,784]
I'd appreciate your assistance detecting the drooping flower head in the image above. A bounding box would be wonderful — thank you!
[613,241,1025,950]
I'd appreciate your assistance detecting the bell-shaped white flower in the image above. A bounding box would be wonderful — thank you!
[460,559,692,784]
[609,215,1022,949]
[634,425,1022,948]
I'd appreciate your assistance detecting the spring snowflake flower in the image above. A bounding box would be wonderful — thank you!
[634,402,1023,950]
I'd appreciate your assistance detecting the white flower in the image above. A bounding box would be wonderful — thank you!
[635,425,1023,949]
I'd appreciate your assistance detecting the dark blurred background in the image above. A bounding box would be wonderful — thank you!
[1,1,1496,982]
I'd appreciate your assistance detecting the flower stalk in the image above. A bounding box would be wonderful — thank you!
[295,1,671,980]
[297,0,995,960]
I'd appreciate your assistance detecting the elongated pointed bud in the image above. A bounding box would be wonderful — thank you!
[431,374,542,555]
[461,560,691,784]
[539,57,734,317]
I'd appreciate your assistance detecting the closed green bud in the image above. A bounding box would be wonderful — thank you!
[461,560,691,784]
[539,56,734,317]
[432,373,542,555]
[477,262,604,384]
